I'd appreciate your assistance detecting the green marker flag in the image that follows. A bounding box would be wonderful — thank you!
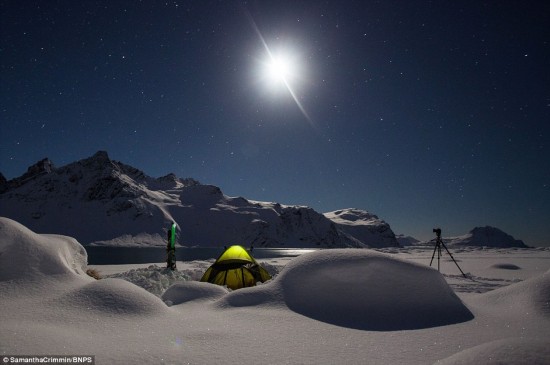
[167,222,177,270]
[170,223,176,249]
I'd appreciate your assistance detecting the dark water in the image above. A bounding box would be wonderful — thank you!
[85,246,316,265]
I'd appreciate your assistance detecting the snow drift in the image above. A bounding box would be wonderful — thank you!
[106,265,193,296]
[436,337,550,365]
[162,281,229,305]
[57,278,170,317]
[0,216,88,281]
[215,249,474,330]
[473,268,550,319]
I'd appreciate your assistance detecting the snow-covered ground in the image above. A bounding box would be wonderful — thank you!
[1,217,549,364]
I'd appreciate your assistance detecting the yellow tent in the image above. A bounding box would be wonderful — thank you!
[200,245,272,290]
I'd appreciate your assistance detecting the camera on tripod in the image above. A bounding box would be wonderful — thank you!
[429,227,466,277]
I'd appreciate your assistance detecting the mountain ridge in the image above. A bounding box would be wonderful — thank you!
[0,151,399,248]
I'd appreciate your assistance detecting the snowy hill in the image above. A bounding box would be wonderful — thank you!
[0,151,397,248]
[447,226,529,248]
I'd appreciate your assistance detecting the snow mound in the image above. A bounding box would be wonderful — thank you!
[475,269,550,318]
[162,281,229,305]
[57,278,169,316]
[490,263,521,270]
[217,249,473,330]
[214,281,282,309]
[0,217,88,281]
[106,265,191,296]
[435,337,550,365]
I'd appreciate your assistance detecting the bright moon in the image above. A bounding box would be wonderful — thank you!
[247,9,313,124]
[258,48,312,123]
[265,55,294,84]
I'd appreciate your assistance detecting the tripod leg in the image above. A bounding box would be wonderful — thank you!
[429,242,438,267]
[441,242,467,278]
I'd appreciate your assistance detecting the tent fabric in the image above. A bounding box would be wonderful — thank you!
[200,245,272,290]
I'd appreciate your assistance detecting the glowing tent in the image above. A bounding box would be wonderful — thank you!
[200,245,272,290]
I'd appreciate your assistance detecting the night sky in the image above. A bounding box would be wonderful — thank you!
[1,1,549,245]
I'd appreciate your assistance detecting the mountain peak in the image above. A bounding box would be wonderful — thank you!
[158,173,177,182]
[324,208,381,224]
[324,208,398,248]
[449,226,528,248]
[92,150,110,160]
[1,157,55,190]
[27,157,54,176]
[81,151,112,167]
[77,151,138,180]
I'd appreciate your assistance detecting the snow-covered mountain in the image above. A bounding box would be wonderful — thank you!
[446,226,529,248]
[323,209,398,248]
[395,234,421,246]
[0,151,398,248]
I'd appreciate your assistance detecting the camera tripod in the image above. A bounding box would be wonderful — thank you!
[430,228,467,278]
